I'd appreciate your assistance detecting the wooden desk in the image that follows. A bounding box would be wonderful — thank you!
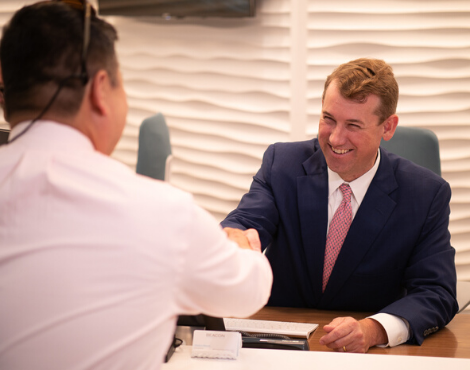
[250,307,470,359]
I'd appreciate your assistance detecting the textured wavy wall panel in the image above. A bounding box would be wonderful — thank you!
[109,1,292,222]
[0,1,469,280]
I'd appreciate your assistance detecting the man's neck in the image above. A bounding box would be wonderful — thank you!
[9,112,74,129]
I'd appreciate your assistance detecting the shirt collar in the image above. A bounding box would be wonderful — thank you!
[327,149,381,205]
[9,120,95,152]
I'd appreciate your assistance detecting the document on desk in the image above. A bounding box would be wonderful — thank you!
[223,318,318,339]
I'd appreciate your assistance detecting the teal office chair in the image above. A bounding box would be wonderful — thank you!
[136,113,172,181]
[380,126,441,176]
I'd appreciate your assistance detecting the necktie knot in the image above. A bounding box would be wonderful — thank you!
[339,183,352,203]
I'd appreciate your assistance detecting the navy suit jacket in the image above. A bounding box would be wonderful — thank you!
[221,139,458,345]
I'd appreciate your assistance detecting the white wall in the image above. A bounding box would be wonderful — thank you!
[1,0,469,280]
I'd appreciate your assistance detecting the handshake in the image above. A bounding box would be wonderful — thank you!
[224,227,262,252]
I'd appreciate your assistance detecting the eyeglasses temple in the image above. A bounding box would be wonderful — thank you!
[81,1,91,84]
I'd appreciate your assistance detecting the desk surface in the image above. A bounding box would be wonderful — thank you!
[250,307,470,359]
[163,346,470,370]
[163,308,470,370]
[161,346,470,370]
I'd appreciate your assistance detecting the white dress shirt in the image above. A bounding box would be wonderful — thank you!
[327,150,409,347]
[0,121,273,370]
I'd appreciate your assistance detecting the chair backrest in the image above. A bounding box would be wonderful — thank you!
[136,113,172,181]
[380,126,441,176]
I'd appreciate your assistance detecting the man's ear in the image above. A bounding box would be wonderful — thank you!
[382,114,399,142]
[82,70,116,155]
[89,70,111,118]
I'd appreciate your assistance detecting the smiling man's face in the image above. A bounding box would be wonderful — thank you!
[318,79,396,182]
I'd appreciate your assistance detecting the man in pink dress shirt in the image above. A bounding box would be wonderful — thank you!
[0,2,272,370]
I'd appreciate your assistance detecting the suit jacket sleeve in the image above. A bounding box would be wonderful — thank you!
[221,144,279,250]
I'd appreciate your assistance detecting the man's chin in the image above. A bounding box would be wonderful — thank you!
[324,160,352,178]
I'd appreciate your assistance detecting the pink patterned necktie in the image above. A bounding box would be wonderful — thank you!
[322,183,353,292]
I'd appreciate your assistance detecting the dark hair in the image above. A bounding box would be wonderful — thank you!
[322,58,399,124]
[0,1,118,121]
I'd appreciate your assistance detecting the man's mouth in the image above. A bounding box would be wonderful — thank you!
[331,147,352,154]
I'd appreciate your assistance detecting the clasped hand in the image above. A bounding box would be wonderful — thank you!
[319,317,388,353]
[223,227,262,252]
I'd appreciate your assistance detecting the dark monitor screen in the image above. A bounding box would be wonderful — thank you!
[177,314,225,331]
[0,129,9,145]
[98,0,256,18]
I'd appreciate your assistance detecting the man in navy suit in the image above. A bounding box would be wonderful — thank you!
[221,58,458,353]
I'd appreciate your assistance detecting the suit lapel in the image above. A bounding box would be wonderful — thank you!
[297,144,329,306]
[319,149,399,306]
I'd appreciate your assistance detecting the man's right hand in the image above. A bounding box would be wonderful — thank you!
[223,227,262,252]
[319,317,388,353]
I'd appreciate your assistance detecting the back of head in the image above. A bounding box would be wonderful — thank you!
[322,58,399,123]
[0,0,118,122]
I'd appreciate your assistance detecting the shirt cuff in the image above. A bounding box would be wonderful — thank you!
[368,313,410,347]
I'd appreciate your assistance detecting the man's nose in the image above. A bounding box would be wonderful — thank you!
[329,125,347,146]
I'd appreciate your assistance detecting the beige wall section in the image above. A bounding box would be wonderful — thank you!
[0,0,469,280]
